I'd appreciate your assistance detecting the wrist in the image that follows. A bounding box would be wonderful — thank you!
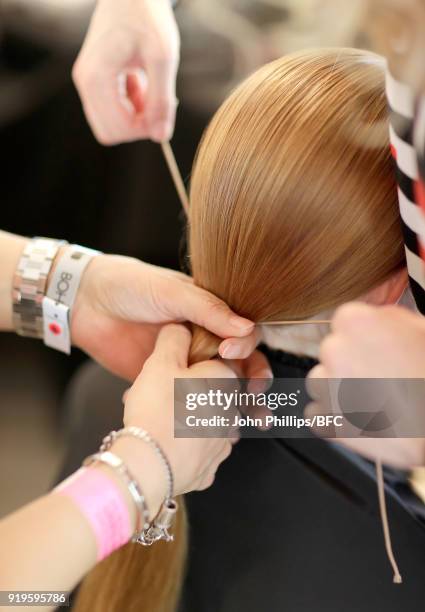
[44,243,101,353]
[46,244,69,287]
[10,236,67,341]
[55,465,134,561]
[91,463,138,532]
[110,437,165,520]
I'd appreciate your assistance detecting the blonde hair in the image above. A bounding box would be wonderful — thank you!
[189,47,404,361]
[76,47,404,612]
[74,500,187,612]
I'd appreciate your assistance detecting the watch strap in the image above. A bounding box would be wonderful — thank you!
[12,238,65,338]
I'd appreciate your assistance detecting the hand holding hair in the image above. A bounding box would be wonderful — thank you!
[70,254,256,381]
[0,324,236,599]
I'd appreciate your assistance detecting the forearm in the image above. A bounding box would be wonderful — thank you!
[0,441,163,611]
[0,492,97,610]
[0,231,29,331]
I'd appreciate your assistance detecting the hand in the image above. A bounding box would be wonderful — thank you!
[71,253,258,381]
[308,302,425,468]
[72,0,180,144]
[113,324,237,514]
[314,302,425,378]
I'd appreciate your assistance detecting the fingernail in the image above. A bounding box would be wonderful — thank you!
[151,121,172,142]
[220,343,240,360]
[230,316,254,332]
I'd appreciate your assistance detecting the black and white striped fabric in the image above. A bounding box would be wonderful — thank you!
[387,68,425,313]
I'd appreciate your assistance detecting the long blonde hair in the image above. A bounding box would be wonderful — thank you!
[189,47,404,361]
[76,48,404,612]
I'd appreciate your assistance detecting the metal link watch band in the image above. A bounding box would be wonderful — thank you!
[12,237,65,338]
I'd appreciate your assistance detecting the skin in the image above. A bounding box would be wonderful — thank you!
[0,231,270,606]
[72,0,180,144]
[0,325,236,611]
[0,231,270,382]
[308,302,425,468]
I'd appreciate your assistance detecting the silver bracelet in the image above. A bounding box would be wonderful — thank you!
[83,451,151,533]
[12,237,66,338]
[135,497,178,547]
[101,427,178,546]
[101,426,175,500]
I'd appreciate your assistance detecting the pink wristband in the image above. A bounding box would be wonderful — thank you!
[55,467,132,561]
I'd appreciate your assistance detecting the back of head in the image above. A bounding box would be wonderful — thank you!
[188,48,404,362]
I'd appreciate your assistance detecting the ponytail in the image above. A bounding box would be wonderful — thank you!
[75,498,187,612]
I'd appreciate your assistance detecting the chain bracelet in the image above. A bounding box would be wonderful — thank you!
[100,426,178,546]
[100,426,174,501]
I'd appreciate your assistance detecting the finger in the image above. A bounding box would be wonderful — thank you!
[219,328,260,360]
[244,350,274,394]
[126,70,147,114]
[219,359,245,378]
[76,71,150,145]
[143,22,180,141]
[151,323,192,369]
[242,403,273,430]
[331,302,377,333]
[304,401,337,438]
[73,32,151,145]
[307,364,328,379]
[306,364,329,392]
[175,284,254,339]
[144,59,179,142]
[318,334,346,374]
[305,365,330,407]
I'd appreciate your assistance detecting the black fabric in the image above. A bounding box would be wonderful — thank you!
[56,353,425,612]
[409,277,425,318]
[389,109,414,145]
[179,348,425,612]
[401,217,421,257]
[395,166,416,204]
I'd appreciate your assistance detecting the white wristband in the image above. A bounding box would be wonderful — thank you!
[42,245,101,354]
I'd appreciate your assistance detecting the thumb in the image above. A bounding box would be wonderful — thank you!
[173,283,254,339]
[144,57,178,142]
[151,323,192,369]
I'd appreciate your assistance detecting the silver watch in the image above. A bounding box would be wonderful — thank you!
[12,237,65,338]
